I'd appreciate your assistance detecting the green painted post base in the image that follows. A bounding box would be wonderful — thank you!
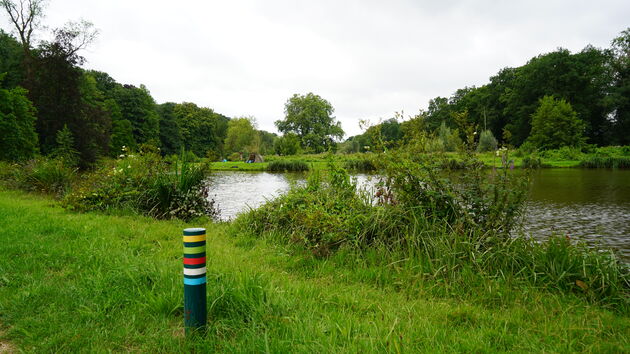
[184,283,207,333]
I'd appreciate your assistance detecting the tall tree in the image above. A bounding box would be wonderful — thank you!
[157,102,182,156]
[527,95,586,149]
[275,92,344,153]
[0,30,24,88]
[224,116,259,154]
[609,28,630,145]
[174,102,228,157]
[31,26,109,165]
[0,0,47,90]
[0,82,37,160]
[112,84,160,146]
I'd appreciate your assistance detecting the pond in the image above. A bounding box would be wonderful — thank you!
[206,169,630,261]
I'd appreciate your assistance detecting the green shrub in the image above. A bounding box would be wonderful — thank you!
[228,152,242,162]
[267,160,309,172]
[476,130,498,152]
[522,155,543,168]
[13,158,76,197]
[64,151,217,220]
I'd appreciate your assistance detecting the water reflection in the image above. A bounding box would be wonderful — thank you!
[207,169,630,261]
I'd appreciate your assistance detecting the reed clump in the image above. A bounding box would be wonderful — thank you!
[580,156,630,168]
[267,160,309,172]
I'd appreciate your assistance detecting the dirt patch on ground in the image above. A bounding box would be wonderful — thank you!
[0,341,16,353]
[0,327,16,353]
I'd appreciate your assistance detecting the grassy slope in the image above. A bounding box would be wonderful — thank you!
[0,190,628,352]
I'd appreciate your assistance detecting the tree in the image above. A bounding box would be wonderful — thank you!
[0,0,45,54]
[609,28,630,145]
[258,130,277,155]
[157,102,182,156]
[0,30,24,88]
[274,133,300,156]
[224,116,259,154]
[527,95,586,150]
[52,124,79,166]
[30,29,110,165]
[174,102,228,157]
[275,92,344,153]
[112,84,160,146]
[0,82,38,160]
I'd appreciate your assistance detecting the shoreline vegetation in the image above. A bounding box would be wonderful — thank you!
[1,148,629,352]
[207,145,630,171]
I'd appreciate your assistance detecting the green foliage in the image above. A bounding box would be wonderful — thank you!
[275,92,344,153]
[31,43,111,166]
[107,99,136,156]
[266,160,309,172]
[438,122,462,152]
[476,129,498,152]
[580,156,630,168]
[273,133,301,156]
[224,117,259,154]
[3,192,628,352]
[343,157,376,172]
[228,152,242,162]
[156,102,182,156]
[111,84,160,145]
[0,30,24,89]
[240,156,629,307]
[52,124,79,167]
[64,150,217,221]
[12,157,76,196]
[257,130,277,155]
[0,85,38,161]
[528,96,586,150]
[608,28,630,145]
[174,102,228,158]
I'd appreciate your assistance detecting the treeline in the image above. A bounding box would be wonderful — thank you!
[0,28,277,167]
[344,28,630,153]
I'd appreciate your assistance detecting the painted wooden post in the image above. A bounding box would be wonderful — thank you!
[183,227,207,334]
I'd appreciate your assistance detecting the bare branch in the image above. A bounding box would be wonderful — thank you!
[0,0,47,50]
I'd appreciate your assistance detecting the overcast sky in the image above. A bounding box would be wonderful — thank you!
[2,0,629,137]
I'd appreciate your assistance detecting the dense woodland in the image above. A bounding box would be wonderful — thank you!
[0,4,628,167]
[345,29,630,153]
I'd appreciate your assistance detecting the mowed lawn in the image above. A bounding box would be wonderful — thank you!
[0,189,628,352]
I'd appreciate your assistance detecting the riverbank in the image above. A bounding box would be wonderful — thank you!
[0,189,628,352]
[208,146,630,171]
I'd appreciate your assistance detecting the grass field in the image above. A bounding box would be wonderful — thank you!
[0,189,628,352]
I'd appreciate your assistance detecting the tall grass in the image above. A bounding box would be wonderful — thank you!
[10,158,76,197]
[580,156,630,168]
[343,157,376,172]
[238,157,629,309]
[266,160,309,172]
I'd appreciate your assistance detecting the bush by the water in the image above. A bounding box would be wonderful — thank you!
[9,158,76,196]
[343,157,376,171]
[238,155,629,308]
[65,150,217,221]
[476,130,498,152]
[266,160,309,172]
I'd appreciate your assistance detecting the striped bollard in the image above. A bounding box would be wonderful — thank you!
[183,227,207,334]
